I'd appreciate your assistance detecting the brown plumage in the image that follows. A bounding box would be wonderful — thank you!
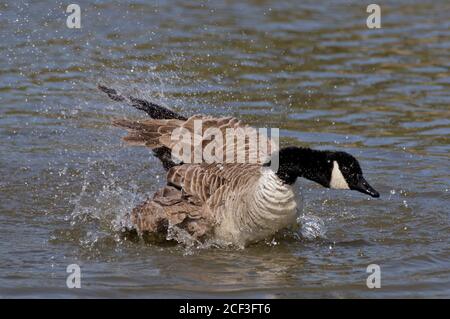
[117,113,275,243]
[129,163,262,243]
[99,85,292,247]
[112,115,275,166]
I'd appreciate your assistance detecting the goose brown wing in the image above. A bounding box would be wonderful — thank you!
[166,163,262,203]
[113,115,277,165]
[128,185,212,241]
[128,163,262,241]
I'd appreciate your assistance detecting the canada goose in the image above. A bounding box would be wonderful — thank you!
[99,85,379,247]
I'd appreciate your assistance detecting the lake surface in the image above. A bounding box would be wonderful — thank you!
[0,0,449,298]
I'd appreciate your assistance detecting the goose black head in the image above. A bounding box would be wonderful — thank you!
[266,146,380,198]
[325,151,380,198]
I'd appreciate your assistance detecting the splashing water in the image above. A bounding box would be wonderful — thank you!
[67,159,145,249]
[298,214,327,240]
[67,158,328,251]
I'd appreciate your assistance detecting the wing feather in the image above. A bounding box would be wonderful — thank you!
[128,186,212,240]
[113,115,277,165]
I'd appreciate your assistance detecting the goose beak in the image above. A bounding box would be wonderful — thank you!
[352,176,380,198]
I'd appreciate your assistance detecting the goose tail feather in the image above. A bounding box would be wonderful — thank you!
[98,84,187,120]
[99,84,185,170]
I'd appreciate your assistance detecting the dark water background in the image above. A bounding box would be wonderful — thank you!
[0,0,449,297]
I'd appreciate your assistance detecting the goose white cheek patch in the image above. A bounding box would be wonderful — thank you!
[330,161,350,189]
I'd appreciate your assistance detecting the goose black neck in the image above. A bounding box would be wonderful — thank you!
[264,147,330,186]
